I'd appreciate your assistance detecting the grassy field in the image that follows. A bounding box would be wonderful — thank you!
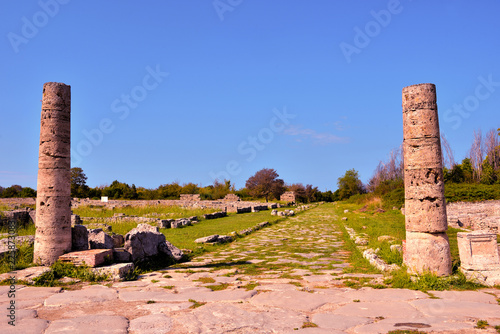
[161,210,287,254]
[72,204,218,219]
[333,201,464,267]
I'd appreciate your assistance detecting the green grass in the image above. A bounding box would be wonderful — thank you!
[205,283,230,291]
[242,282,260,290]
[188,299,206,309]
[476,320,489,329]
[161,211,285,254]
[31,261,109,286]
[0,243,35,274]
[385,268,484,292]
[194,277,216,284]
[161,285,174,289]
[0,223,36,239]
[302,322,318,328]
[72,204,218,219]
[335,202,465,267]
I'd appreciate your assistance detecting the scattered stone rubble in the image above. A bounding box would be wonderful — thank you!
[280,191,296,203]
[124,223,183,262]
[344,226,400,272]
[194,235,233,244]
[223,194,240,201]
[203,211,227,219]
[0,207,35,228]
[71,198,279,213]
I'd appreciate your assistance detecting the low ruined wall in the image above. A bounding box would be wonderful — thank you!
[447,200,500,234]
[71,198,277,212]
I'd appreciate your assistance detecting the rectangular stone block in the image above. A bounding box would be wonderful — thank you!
[36,195,71,218]
[405,231,452,276]
[457,231,500,271]
[38,156,71,170]
[91,263,134,281]
[36,169,71,197]
[39,140,71,158]
[404,198,447,233]
[404,137,443,170]
[58,249,113,267]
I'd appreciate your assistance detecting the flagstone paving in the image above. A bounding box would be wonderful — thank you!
[1,204,500,333]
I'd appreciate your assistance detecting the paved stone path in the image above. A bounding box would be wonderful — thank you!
[1,204,500,333]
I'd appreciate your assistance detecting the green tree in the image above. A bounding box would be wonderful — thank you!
[1,185,22,198]
[481,159,497,185]
[20,187,36,198]
[337,169,364,200]
[245,168,284,202]
[460,158,474,183]
[71,167,89,198]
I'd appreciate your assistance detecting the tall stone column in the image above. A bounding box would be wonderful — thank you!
[402,83,452,276]
[34,82,72,265]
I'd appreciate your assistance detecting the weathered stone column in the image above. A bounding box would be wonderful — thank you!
[402,83,452,276]
[34,82,72,265]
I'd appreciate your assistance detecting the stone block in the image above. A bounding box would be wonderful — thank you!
[195,235,219,244]
[71,224,88,251]
[403,137,443,170]
[402,83,437,112]
[113,248,131,263]
[59,249,113,267]
[458,231,500,271]
[157,219,172,229]
[92,263,134,280]
[404,231,452,276]
[111,234,124,248]
[402,107,440,139]
[404,168,445,199]
[88,229,114,249]
[404,197,447,233]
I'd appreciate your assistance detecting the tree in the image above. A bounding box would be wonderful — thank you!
[71,167,89,198]
[469,130,484,182]
[337,169,364,200]
[304,184,320,203]
[287,183,307,203]
[367,148,403,194]
[485,129,499,171]
[20,187,36,198]
[441,134,456,169]
[1,185,22,198]
[245,168,284,202]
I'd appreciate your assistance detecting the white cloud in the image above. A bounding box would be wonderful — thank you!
[283,125,349,145]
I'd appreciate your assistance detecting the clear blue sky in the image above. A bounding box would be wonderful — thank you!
[1,1,499,191]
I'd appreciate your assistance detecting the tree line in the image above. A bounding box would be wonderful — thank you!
[68,167,335,203]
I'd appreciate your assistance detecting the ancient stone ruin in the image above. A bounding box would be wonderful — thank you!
[402,83,452,276]
[180,194,201,201]
[280,191,296,203]
[457,231,500,286]
[223,193,240,202]
[33,82,72,265]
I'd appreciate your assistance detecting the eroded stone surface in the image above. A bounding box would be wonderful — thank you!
[45,315,128,334]
[402,83,452,276]
[34,82,72,266]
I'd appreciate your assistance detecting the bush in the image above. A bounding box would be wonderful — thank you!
[382,187,404,209]
[444,183,500,202]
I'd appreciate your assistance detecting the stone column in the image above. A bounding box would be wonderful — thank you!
[402,83,452,276]
[34,82,72,265]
